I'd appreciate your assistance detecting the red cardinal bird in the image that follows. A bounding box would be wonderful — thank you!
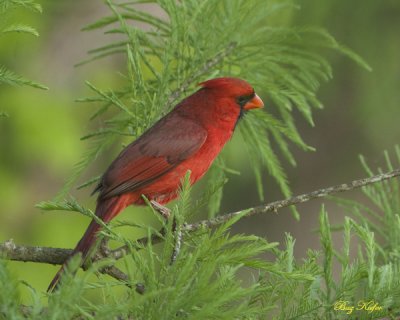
[48,77,264,291]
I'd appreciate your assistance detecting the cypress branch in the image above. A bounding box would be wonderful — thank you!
[2,168,399,265]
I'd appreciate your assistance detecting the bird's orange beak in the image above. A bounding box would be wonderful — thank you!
[243,94,264,110]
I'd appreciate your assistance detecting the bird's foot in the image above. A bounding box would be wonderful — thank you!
[149,200,182,264]
[150,200,171,219]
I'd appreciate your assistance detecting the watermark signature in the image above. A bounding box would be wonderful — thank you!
[334,300,383,314]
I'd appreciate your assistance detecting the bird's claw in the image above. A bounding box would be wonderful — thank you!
[150,200,171,219]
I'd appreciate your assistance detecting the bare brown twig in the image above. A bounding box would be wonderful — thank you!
[1,168,400,275]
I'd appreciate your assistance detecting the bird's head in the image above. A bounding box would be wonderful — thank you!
[199,77,264,111]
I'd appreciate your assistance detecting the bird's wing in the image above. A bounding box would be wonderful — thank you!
[96,114,207,199]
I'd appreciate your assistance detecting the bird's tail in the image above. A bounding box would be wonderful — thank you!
[47,195,130,292]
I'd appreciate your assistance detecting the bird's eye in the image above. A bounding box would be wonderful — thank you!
[237,97,247,106]
[236,93,255,108]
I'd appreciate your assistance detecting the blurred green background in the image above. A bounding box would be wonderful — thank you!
[1,0,399,300]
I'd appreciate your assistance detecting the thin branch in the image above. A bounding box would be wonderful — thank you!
[0,239,72,265]
[99,265,145,294]
[170,226,183,265]
[111,167,400,259]
[99,264,128,281]
[1,168,400,268]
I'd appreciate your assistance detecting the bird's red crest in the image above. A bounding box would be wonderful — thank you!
[199,77,254,96]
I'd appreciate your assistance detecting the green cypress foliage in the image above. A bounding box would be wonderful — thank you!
[2,1,399,319]
[0,0,47,89]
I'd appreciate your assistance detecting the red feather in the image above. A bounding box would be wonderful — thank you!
[47,77,263,291]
